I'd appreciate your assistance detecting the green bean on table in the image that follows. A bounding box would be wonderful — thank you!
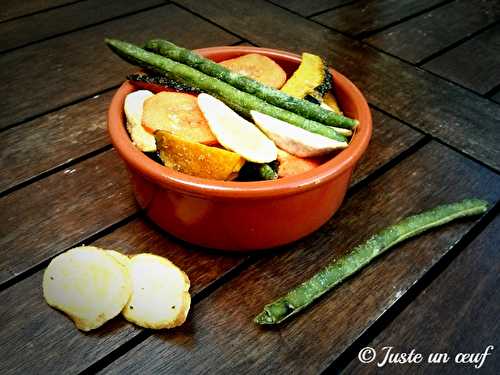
[255,198,489,325]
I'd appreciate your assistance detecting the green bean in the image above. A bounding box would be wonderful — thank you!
[105,39,347,142]
[255,198,489,325]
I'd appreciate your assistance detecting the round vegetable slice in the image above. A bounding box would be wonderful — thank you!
[142,92,217,145]
[219,53,287,89]
[197,93,277,163]
[42,246,132,331]
[122,254,191,329]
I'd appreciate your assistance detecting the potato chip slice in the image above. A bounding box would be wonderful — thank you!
[43,246,132,331]
[122,253,191,329]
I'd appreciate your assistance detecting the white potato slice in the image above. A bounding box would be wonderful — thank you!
[105,249,131,268]
[197,93,277,163]
[122,253,191,329]
[43,246,132,331]
[251,110,348,157]
[124,90,156,152]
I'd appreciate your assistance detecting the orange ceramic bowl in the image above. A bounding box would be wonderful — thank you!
[108,46,372,251]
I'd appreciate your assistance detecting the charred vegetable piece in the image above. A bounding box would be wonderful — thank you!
[143,38,357,129]
[105,39,347,141]
[155,130,245,180]
[220,53,287,89]
[127,72,201,94]
[237,161,279,181]
[255,198,489,325]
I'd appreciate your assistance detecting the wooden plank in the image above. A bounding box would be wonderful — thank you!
[268,0,352,17]
[0,150,137,284]
[312,0,446,36]
[0,4,239,130]
[352,108,425,183]
[0,110,424,374]
[492,90,500,104]
[0,0,163,53]
[0,0,76,22]
[0,218,246,375]
[0,91,113,193]
[177,0,500,171]
[365,0,500,64]
[423,24,500,94]
[100,141,500,374]
[344,214,500,374]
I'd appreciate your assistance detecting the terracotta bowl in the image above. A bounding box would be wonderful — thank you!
[108,46,372,251]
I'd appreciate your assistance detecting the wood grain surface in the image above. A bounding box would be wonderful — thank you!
[0,0,163,53]
[178,0,500,171]
[268,0,352,17]
[0,0,77,22]
[0,150,136,285]
[365,0,500,64]
[312,0,447,36]
[0,3,238,130]
[100,142,499,374]
[344,214,500,374]
[423,24,500,94]
[0,91,113,193]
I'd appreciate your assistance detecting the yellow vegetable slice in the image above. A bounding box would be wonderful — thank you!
[280,53,325,99]
[197,93,277,163]
[124,90,156,152]
[155,130,245,180]
[42,246,132,331]
[122,254,191,329]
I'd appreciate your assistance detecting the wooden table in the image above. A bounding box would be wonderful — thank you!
[1,1,499,374]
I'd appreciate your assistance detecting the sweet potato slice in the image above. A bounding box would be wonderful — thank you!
[277,149,321,178]
[219,53,287,89]
[155,130,245,180]
[142,92,217,145]
[43,246,132,331]
[122,254,191,329]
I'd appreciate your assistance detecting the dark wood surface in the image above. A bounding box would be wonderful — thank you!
[364,0,500,64]
[312,0,447,36]
[344,214,500,375]
[0,1,498,374]
[423,23,500,94]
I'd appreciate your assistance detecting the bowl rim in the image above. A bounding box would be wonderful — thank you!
[108,46,372,199]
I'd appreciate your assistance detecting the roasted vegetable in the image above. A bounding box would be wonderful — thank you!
[122,253,191,329]
[105,39,347,141]
[143,38,358,129]
[127,72,200,94]
[276,149,321,178]
[281,53,326,99]
[155,130,245,180]
[198,94,277,163]
[124,90,156,152]
[220,53,287,89]
[255,198,489,325]
[251,110,347,157]
[237,160,279,181]
[43,246,132,331]
[142,92,217,145]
